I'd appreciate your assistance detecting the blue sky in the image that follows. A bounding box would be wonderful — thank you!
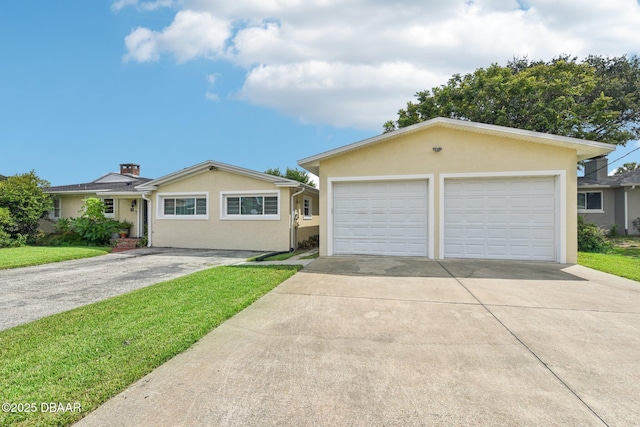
[1,1,639,185]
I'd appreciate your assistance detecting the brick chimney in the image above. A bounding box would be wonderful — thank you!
[584,156,608,181]
[120,163,140,176]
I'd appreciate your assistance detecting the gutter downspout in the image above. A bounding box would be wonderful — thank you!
[142,194,152,247]
[625,190,629,235]
[290,186,305,251]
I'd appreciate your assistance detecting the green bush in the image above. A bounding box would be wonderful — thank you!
[578,216,612,253]
[0,171,52,245]
[298,234,319,250]
[40,199,132,247]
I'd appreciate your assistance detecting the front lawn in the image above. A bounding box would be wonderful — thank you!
[578,236,640,282]
[0,265,300,427]
[0,246,110,270]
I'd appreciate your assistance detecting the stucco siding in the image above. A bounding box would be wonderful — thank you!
[294,191,320,245]
[59,195,85,219]
[149,169,293,251]
[317,127,578,263]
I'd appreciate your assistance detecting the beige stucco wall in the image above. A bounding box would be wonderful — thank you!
[317,126,579,263]
[48,194,143,236]
[149,169,295,251]
[293,191,320,245]
[115,198,143,237]
[59,195,86,219]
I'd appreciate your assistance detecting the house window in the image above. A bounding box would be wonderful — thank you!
[578,191,603,212]
[222,193,279,220]
[103,198,115,218]
[159,194,208,219]
[303,197,312,219]
[50,198,61,220]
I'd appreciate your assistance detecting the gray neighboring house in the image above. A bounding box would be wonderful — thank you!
[578,157,640,235]
[0,174,6,181]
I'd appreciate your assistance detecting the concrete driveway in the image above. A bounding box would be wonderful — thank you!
[76,256,640,426]
[0,248,259,331]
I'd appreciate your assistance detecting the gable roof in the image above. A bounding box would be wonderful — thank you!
[45,174,153,195]
[579,169,640,188]
[136,160,318,193]
[0,174,6,181]
[298,117,616,175]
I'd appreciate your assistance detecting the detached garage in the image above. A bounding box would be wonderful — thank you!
[299,117,614,263]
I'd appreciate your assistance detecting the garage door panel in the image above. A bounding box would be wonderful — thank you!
[444,176,557,261]
[333,180,428,256]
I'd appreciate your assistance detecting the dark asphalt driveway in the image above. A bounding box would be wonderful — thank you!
[0,248,259,331]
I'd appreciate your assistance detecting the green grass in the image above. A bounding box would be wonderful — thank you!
[263,250,305,261]
[0,265,300,427]
[300,252,320,260]
[578,236,640,282]
[0,246,110,270]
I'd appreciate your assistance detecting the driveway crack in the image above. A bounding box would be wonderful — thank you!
[437,261,610,427]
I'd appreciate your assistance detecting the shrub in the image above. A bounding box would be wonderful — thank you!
[578,217,612,253]
[0,171,52,244]
[70,217,121,245]
[298,234,319,250]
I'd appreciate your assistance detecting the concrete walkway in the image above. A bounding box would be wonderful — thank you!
[76,257,640,426]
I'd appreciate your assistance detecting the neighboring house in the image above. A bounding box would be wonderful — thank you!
[578,156,640,235]
[135,160,319,252]
[44,164,153,237]
[298,117,614,263]
[0,174,6,181]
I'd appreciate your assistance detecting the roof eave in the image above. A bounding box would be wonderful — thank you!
[297,117,616,171]
[142,160,305,189]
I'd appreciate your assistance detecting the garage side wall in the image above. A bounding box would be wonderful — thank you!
[318,127,578,263]
[150,170,291,251]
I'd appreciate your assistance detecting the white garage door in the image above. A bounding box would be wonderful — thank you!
[444,176,557,261]
[333,180,428,256]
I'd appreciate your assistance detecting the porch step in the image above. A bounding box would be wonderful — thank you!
[112,238,140,252]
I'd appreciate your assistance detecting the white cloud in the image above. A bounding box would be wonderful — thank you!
[112,0,179,12]
[124,10,230,63]
[122,0,640,130]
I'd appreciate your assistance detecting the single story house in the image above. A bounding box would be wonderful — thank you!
[298,117,614,263]
[45,161,319,252]
[135,160,319,251]
[578,156,640,235]
[44,164,152,237]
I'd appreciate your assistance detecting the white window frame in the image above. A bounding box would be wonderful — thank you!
[103,198,115,218]
[303,196,312,220]
[50,198,61,220]
[578,191,604,213]
[157,192,209,220]
[220,191,280,221]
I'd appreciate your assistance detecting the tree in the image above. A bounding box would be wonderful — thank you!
[384,55,640,147]
[0,171,52,246]
[265,167,316,188]
[614,162,640,175]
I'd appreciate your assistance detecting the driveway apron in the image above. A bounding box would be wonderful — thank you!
[0,248,259,331]
[74,256,640,426]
